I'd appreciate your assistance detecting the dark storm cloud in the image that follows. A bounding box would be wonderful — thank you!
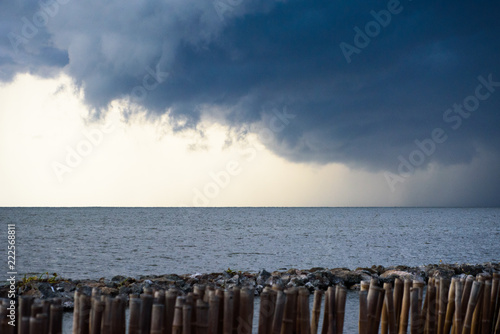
[2,0,500,174]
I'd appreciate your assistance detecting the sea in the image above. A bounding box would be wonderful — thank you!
[1,207,499,333]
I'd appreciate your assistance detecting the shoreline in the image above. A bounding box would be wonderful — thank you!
[2,262,499,310]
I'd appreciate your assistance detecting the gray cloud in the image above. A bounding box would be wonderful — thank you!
[2,0,500,204]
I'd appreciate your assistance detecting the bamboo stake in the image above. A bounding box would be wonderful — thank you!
[375,287,386,334]
[382,298,389,334]
[491,274,500,332]
[336,285,347,334]
[298,288,310,334]
[216,289,225,334]
[89,298,104,334]
[183,304,193,334]
[359,290,368,334]
[232,287,240,334]
[129,297,141,334]
[410,287,419,334]
[480,280,491,334]
[395,279,404,334]
[174,297,186,334]
[461,277,475,322]
[151,304,165,334]
[462,281,483,334]
[194,285,206,303]
[78,294,91,334]
[140,293,154,334]
[321,287,331,334]
[267,289,277,334]
[240,288,254,334]
[19,296,33,334]
[494,305,500,334]
[272,290,285,334]
[311,290,323,334]
[444,278,457,334]
[281,288,298,334]
[208,294,220,334]
[36,313,48,334]
[165,289,179,334]
[367,283,380,332]
[72,291,81,334]
[29,317,42,334]
[49,304,63,334]
[426,284,437,334]
[20,317,30,334]
[455,280,463,334]
[196,299,209,334]
[386,286,397,334]
[224,290,235,334]
[438,279,451,334]
[326,286,336,334]
[470,279,484,334]
[399,279,411,334]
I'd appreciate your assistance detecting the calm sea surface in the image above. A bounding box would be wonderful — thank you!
[1,207,499,280]
[1,207,499,333]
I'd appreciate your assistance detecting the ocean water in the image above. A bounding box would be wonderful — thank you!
[1,207,499,280]
[1,207,499,333]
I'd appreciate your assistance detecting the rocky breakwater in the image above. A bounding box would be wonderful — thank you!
[2,262,498,310]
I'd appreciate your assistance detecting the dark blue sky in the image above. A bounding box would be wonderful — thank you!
[2,0,500,205]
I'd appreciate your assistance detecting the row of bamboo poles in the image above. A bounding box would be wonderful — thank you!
[2,272,499,334]
[360,273,500,334]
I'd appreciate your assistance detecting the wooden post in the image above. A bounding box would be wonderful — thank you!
[272,290,286,334]
[462,281,483,334]
[151,304,165,334]
[101,296,113,334]
[399,279,411,334]
[394,278,404,334]
[112,296,126,334]
[141,293,154,334]
[224,290,235,334]
[359,290,368,334]
[311,290,323,334]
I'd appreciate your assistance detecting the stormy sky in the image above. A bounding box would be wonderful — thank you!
[1,0,500,206]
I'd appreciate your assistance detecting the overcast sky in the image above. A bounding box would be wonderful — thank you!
[1,0,499,207]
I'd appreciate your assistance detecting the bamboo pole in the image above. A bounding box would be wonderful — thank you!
[29,317,42,334]
[49,304,63,334]
[72,291,81,334]
[438,279,451,334]
[444,278,457,334]
[336,285,347,334]
[321,287,331,334]
[359,290,368,334]
[326,286,336,334]
[375,287,386,334]
[367,283,380,332]
[494,305,500,334]
[258,289,272,334]
[399,279,412,334]
[280,288,297,334]
[194,285,206,303]
[386,285,397,334]
[455,279,463,334]
[36,313,48,334]
[207,294,220,334]
[272,290,285,334]
[224,290,235,334]
[165,289,179,334]
[462,281,483,334]
[461,277,475,322]
[78,294,91,334]
[232,287,241,334]
[395,278,404,334]
[491,274,500,332]
[470,278,485,334]
[19,296,33,334]
[239,288,254,334]
[20,317,30,334]
[183,304,193,334]
[174,297,186,334]
[410,287,419,334]
[298,288,310,334]
[267,289,277,334]
[129,297,142,334]
[196,299,209,334]
[426,284,437,334]
[89,298,104,334]
[311,290,323,334]
[480,280,491,334]
[152,304,165,334]
[382,297,389,334]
